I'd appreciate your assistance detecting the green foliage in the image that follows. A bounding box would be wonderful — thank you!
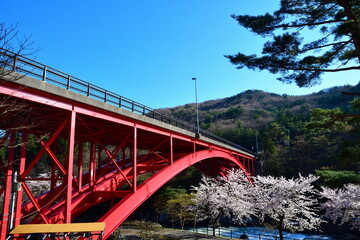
[166,166,202,189]
[350,97,360,110]
[138,221,162,240]
[307,107,360,172]
[214,121,258,150]
[307,108,351,131]
[259,106,354,177]
[134,167,202,224]
[172,108,194,122]
[150,187,186,224]
[261,121,291,176]
[223,106,244,119]
[338,143,360,171]
[166,193,195,229]
[226,0,360,87]
[0,145,5,164]
[316,170,360,188]
[251,109,269,119]
[164,81,360,178]
[150,186,196,229]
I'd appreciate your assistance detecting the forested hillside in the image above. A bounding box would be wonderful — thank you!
[162,83,360,179]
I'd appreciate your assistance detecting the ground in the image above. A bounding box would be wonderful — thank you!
[112,227,224,240]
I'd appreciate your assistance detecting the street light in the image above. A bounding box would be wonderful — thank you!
[192,77,200,138]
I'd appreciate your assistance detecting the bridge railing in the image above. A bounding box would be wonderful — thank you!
[0,48,254,155]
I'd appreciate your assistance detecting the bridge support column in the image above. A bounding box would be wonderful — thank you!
[90,142,96,188]
[170,135,173,165]
[0,134,15,240]
[133,125,137,192]
[78,141,83,192]
[65,110,76,223]
[14,133,28,228]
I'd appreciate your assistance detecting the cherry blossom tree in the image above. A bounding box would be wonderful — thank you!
[219,169,253,224]
[252,174,323,240]
[192,170,253,236]
[320,184,360,230]
[192,176,228,236]
[25,172,51,197]
[192,171,323,240]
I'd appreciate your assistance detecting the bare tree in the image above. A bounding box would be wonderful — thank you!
[0,22,39,145]
[0,22,41,225]
[0,22,38,77]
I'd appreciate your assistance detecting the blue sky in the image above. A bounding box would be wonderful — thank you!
[3,0,360,108]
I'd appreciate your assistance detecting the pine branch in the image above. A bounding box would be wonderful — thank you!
[272,19,345,30]
[340,91,360,96]
[270,65,360,72]
[300,40,352,53]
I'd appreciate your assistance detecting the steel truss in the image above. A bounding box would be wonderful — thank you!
[0,81,255,240]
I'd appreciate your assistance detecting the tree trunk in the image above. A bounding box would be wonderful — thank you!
[212,222,216,237]
[155,211,159,223]
[337,0,360,63]
[180,217,185,230]
[278,216,284,240]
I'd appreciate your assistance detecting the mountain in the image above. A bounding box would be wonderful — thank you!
[162,83,360,177]
[162,83,360,132]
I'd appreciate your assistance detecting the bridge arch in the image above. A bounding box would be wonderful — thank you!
[98,149,250,239]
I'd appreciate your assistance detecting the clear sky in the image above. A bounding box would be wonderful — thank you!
[3,0,360,108]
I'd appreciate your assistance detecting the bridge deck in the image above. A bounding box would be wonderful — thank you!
[1,71,254,157]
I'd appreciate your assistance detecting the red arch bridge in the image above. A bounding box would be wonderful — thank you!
[0,50,256,240]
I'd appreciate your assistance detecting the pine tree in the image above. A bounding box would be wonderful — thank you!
[226,0,360,87]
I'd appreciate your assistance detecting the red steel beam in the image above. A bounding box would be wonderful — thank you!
[14,133,28,228]
[133,125,137,192]
[0,134,15,240]
[21,182,50,224]
[21,120,68,179]
[77,141,83,192]
[65,110,76,223]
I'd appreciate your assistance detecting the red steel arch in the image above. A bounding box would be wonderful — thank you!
[0,73,255,240]
[99,149,250,238]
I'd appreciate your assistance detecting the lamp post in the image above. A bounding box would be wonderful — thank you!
[192,77,200,138]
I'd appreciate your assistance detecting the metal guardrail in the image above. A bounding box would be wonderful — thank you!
[191,226,302,240]
[122,222,303,240]
[0,48,254,155]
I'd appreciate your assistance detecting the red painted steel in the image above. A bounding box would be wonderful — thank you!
[65,110,76,223]
[14,133,28,228]
[0,79,255,240]
[0,134,15,240]
[99,149,250,238]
